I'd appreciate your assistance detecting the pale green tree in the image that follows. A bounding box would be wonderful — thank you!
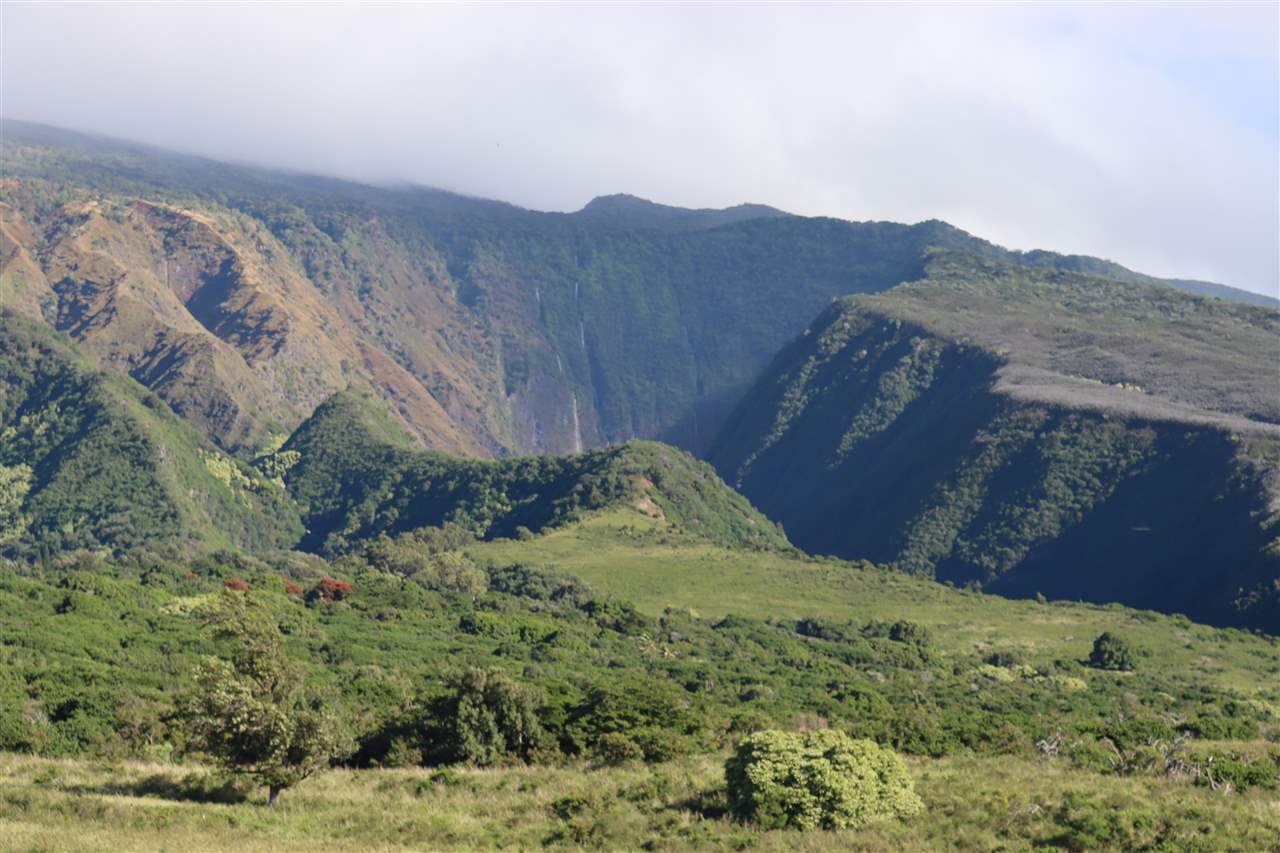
[179,592,346,805]
[0,463,32,548]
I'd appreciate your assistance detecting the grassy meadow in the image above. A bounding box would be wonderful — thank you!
[3,750,1278,852]
[473,510,1280,698]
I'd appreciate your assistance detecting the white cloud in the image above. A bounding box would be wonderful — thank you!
[2,2,1275,295]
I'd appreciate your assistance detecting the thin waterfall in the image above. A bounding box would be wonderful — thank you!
[570,393,584,453]
[555,354,564,375]
[579,320,586,352]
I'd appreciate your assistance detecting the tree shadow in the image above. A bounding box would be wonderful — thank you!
[66,771,252,804]
[665,785,728,820]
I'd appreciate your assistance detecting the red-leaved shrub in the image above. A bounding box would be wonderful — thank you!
[311,578,352,602]
[223,578,251,591]
[283,578,304,598]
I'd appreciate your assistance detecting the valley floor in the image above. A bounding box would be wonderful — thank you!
[472,512,1277,697]
[2,752,1277,852]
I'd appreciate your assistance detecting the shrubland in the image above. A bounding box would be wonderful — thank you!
[1,513,1275,818]
[274,387,788,555]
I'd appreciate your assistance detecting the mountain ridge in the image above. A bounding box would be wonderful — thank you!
[4,119,1278,632]
[273,385,789,556]
[4,118,1274,463]
[5,119,1271,300]
[708,254,1280,632]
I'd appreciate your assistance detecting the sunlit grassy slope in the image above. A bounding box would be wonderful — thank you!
[3,751,1277,852]
[472,510,1279,697]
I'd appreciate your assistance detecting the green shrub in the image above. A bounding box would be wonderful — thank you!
[1198,755,1277,792]
[0,697,43,752]
[593,732,644,765]
[1190,714,1259,741]
[1104,718,1177,751]
[547,791,619,848]
[1088,632,1137,671]
[382,738,423,768]
[567,678,696,757]
[724,729,922,830]
[1049,791,1164,851]
[984,649,1025,667]
[631,727,688,763]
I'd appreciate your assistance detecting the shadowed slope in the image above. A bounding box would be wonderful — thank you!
[710,255,1280,631]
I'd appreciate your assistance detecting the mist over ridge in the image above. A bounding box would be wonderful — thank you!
[3,3,1276,296]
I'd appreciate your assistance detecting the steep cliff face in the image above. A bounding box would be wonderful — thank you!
[184,189,984,457]
[710,257,1280,631]
[8,122,1267,462]
[0,182,485,455]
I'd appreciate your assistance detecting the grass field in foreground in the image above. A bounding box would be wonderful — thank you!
[2,751,1277,852]
[471,510,1280,699]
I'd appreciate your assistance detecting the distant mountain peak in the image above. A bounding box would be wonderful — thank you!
[580,192,660,211]
[576,193,787,229]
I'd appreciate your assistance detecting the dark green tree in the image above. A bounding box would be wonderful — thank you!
[1088,632,1137,671]
[432,667,544,766]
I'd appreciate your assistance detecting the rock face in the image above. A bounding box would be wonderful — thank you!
[2,123,1278,631]
[0,187,484,456]
[0,173,952,458]
[710,256,1280,632]
[7,121,1268,460]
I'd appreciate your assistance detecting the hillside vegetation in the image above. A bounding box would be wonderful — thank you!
[0,506,1276,847]
[274,387,788,555]
[0,328,782,565]
[2,120,1278,851]
[710,254,1280,632]
[0,309,301,558]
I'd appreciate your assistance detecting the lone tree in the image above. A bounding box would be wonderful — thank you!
[1088,632,1137,671]
[725,729,923,830]
[178,591,345,805]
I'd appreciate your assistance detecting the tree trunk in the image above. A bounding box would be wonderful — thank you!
[268,785,282,807]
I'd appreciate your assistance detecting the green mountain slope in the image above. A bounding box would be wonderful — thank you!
[709,255,1280,632]
[5,119,1269,460]
[0,309,302,557]
[0,323,783,563]
[272,387,788,555]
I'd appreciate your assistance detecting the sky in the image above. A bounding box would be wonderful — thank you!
[3,2,1277,296]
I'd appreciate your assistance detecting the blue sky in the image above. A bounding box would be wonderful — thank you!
[3,3,1277,296]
